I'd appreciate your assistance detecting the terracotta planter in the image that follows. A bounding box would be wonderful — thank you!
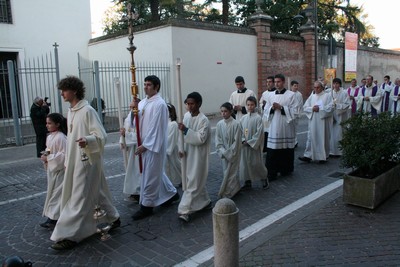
[343,164,400,209]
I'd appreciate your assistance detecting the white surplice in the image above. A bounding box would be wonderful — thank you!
[327,88,351,156]
[356,85,383,114]
[259,91,275,134]
[136,93,177,207]
[51,100,119,243]
[165,119,182,187]
[215,117,242,199]
[43,131,66,221]
[178,112,211,215]
[293,90,304,144]
[303,91,334,161]
[229,88,256,121]
[120,111,141,195]
[239,112,268,182]
[347,86,360,115]
[389,85,400,114]
[264,89,297,149]
[380,82,394,112]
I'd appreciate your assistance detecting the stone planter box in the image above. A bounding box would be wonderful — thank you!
[343,164,400,209]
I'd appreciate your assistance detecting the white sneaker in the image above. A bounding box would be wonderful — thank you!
[179,214,190,222]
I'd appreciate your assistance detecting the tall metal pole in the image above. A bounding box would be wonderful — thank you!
[314,0,318,80]
[7,61,22,146]
[127,3,143,173]
[53,42,63,113]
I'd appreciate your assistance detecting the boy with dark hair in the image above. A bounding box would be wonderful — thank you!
[177,92,212,222]
[229,76,256,120]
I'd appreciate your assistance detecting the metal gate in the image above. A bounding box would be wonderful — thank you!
[0,46,61,147]
[78,55,171,132]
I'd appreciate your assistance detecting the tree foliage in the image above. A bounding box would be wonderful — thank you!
[101,0,379,47]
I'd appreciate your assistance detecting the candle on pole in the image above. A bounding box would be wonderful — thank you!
[176,58,187,191]
[114,77,128,168]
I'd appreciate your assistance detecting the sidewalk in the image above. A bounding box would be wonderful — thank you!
[1,115,400,266]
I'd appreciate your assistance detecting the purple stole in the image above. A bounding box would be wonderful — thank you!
[394,86,399,114]
[362,86,378,116]
[381,82,392,112]
[347,87,359,114]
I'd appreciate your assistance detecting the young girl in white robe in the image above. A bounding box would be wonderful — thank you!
[239,96,269,189]
[40,113,67,229]
[120,110,141,202]
[165,103,182,187]
[215,102,242,198]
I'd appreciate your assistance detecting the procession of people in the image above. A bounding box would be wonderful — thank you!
[32,72,398,250]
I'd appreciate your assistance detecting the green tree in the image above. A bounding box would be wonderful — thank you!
[101,0,379,47]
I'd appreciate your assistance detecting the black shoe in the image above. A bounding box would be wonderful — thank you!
[202,202,213,211]
[319,160,327,164]
[161,192,180,207]
[280,171,292,177]
[51,239,77,250]
[132,205,153,221]
[241,180,252,190]
[298,156,311,163]
[111,218,121,230]
[262,179,269,189]
[130,194,140,203]
[40,218,57,229]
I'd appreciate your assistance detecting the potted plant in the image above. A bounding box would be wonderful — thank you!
[339,112,400,209]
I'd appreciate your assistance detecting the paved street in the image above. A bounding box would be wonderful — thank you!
[1,115,399,266]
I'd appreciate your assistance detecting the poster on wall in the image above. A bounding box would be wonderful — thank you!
[345,32,358,82]
[324,68,336,87]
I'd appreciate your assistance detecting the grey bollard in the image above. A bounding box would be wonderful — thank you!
[213,198,239,267]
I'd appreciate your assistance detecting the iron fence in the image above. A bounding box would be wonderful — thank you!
[0,50,171,147]
[78,54,171,133]
[0,51,60,147]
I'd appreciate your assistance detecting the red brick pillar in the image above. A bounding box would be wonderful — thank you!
[248,12,273,99]
[300,25,317,97]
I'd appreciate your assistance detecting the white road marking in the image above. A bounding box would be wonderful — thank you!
[174,179,343,267]
[0,173,125,206]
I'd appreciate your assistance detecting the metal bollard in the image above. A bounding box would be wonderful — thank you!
[213,198,239,267]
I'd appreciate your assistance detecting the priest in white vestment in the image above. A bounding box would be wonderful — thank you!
[290,80,304,147]
[389,83,400,115]
[50,76,120,250]
[326,78,351,156]
[356,75,383,116]
[264,74,297,180]
[347,78,360,116]
[229,76,256,121]
[120,111,141,201]
[131,75,178,220]
[299,81,334,163]
[380,75,394,112]
[178,92,211,222]
[259,76,276,152]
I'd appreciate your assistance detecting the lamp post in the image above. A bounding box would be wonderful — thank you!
[302,0,318,80]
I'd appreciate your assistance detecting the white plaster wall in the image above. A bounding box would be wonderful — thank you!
[88,26,173,63]
[88,25,257,114]
[170,27,257,115]
[0,0,91,76]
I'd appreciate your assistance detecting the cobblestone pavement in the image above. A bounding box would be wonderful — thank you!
[0,115,399,266]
